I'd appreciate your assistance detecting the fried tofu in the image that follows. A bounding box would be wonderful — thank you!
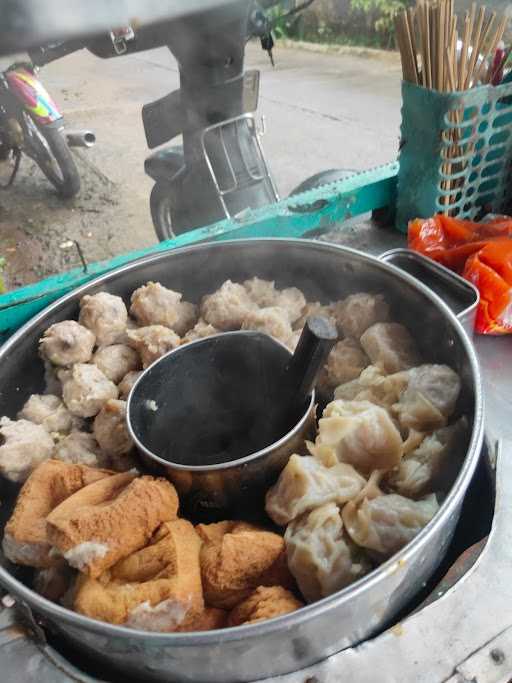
[3,460,112,568]
[227,586,303,626]
[74,519,203,629]
[47,474,178,577]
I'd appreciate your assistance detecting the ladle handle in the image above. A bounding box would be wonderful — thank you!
[286,316,338,404]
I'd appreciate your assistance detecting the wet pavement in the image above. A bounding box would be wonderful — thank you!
[0,41,401,290]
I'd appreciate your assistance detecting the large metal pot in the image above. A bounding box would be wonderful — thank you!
[0,239,483,683]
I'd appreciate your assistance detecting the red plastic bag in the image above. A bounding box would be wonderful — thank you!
[408,215,512,335]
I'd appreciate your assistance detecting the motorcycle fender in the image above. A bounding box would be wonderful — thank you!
[5,67,62,125]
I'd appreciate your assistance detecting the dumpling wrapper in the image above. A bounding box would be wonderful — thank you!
[392,364,461,432]
[387,418,468,498]
[265,454,366,526]
[285,502,370,603]
[314,399,403,474]
[343,491,439,557]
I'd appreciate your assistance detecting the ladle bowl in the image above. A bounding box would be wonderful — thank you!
[127,331,316,520]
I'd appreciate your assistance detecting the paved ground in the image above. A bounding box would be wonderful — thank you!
[0,41,401,289]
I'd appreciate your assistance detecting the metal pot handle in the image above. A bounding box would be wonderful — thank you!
[380,248,479,335]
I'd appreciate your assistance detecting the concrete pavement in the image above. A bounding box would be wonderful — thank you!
[0,41,402,287]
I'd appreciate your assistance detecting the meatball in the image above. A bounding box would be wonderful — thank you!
[182,320,218,345]
[18,394,76,435]
[126,326,180,368]
[243,278,277,307]
[79,292,128,348]
[323,339,369,388]
[60,364,118,418]
[93,400,133,458]
[331,293,390,339]
[130,282,198,336]
[118,371,143,400]
[241,307,293,346]
[92,344,141,384]
[0,417,54,482]
[54,431,110,469]
[275,287,306,324]
[200,280,256,330]
[40,320,95,367]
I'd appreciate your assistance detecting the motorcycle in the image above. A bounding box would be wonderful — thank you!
[0,49,95,199]
[88,0,326,241]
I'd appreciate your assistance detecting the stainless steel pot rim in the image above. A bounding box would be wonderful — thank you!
[0,238,485,645]
[126,330,316,472]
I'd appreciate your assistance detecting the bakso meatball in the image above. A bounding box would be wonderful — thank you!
[241,306,293,346]
[126,326,180,368]
[93,400,133,458]
[60,364,118,418]
[118,371,143,400]
[79,292,128,347]
[243,277,277,307]
[360,322,421,374]
[323,338,369,388]
[18,394,75,435]
[40,320,95,367]
[130,282,198,336]
[92,344,141,384]
[331,293,390,339]
[200,280,256,330]
[275,287,306,324]
[0,417,54,482]
[54,431,110,469]
[182,319,219,345]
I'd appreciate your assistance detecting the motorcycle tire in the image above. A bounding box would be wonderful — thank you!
[151,182,179,241]
[25,117,81,199]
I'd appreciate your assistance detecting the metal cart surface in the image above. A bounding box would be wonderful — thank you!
[1,166,512,683]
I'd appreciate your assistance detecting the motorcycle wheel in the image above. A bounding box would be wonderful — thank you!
[151,182,178,241]
[23,115,81,199]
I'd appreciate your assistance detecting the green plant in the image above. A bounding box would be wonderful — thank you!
[351,0,413,46]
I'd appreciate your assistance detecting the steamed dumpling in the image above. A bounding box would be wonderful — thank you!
[334,365,408,409]
[360,323,421,374]
[265,454,365,526]
[323,338,369,388]
[313,400,403,474]
[285,502,370,603]
[392,364,461,431]
[342,491,439,557]
[330,293,390,339]
[387,418,468,498]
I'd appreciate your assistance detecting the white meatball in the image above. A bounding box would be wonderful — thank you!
[18,394,76,435]
[93,399,133,458]
[92,344,141,384]
[331,293,390,339]
[39,320,95,367]
[118,371,143,400]
[79,292,128,347]
[126,326,180,369]
[0,417,54,482]
[54,431,110,469]
[182,319,219,345]
[275,287,306,324]
[241,306,293,345]
[323,339,369,388]
[200,280,256,330]
[130,282,198,336]
[243,277,277,307]
[60,364,118,418]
